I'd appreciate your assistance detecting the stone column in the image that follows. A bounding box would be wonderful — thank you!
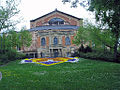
[52,49,54,57]
[50,49,52,57]
[50,49,54,57]
[60,49,62,57]
[58,49,60,57]
[59,36,62,44]
[34,53,35,58]
[62,49,65,57]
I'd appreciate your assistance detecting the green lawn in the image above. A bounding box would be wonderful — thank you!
[0,58,120,90]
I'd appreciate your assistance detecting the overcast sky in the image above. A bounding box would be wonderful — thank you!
[16,0,95,30]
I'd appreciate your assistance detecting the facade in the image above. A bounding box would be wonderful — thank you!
[23,9,83,58]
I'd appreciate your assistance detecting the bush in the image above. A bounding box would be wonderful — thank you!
[78,45,92,53]
[78,44,85,53]
[0,49,25,65]
[0,54,8,63]
[71,52,80,57]
[84,46,92,53]
[79,51,114,62]
[71,47,116,62]
[15,52,25,59]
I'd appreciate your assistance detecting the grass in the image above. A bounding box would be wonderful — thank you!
[0,58,120,90]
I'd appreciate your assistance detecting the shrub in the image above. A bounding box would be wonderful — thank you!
[84,46,92,53]
[71,47,117,62]
[71,52,80,57]
[78,44,85,53]
[0,49,25,65]
[16,52,25,59]
[79,51,114,62]
[78,45,92,53]
[0,54,8,63]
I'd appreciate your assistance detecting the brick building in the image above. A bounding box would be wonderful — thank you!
[23,9,83,58]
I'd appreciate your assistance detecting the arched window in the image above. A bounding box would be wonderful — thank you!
[54,37,58,45]
[48,18,64,25]
[41,38,46,46]
[65,37,71,45]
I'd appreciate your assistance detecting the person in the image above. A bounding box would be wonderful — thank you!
[0,72,2,80]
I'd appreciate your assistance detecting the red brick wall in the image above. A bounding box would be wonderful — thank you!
[62,36,65,46]
[36,21,42,27]
[70,36,74,45]
[70,19,77,26]
[46,37,49,46]
[30,12,80,28]
[70,35,76,46]
[44,13,69,23]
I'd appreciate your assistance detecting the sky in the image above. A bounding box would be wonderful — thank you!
[16,0,95,30]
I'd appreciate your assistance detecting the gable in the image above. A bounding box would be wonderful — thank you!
[30,9,83,28]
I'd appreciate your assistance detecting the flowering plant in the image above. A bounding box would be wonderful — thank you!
[20,57,79,66]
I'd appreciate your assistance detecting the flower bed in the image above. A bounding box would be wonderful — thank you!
[20,57,79,66]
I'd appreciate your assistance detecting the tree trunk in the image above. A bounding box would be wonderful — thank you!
[114,35,119,62]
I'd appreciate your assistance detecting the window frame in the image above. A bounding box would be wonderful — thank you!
[54,37,58,45]
[41,37,46,46]
[65,37,71,45]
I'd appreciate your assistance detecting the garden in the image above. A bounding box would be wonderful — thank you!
[20,57,79,66]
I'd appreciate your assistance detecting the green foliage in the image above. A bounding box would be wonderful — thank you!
[78,44,85,52]
[73,24,115,50]
[0,28,32,50]
[19,27,32,47]
[0,0,20,31]
[78,45,92,53]
[63,0,120,62]
[73,26,88,45]
[89,0,120,29]
[79,50,115,62]
[0,28,31,64]
[0,49,25,64]
[89,0,120,62]
[6,30,20,48]
[85,45,92,52]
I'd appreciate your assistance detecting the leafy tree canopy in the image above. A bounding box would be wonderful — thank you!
[0,0,20,31]
[0,27,32,50]
[73,23,116,49]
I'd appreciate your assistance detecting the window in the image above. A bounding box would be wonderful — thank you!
[65,37,71,45]
[48,18,64,25]
[54,37,58,45]
[41,37,46,46]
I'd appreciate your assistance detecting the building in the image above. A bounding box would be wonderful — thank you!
[23,9,83,58]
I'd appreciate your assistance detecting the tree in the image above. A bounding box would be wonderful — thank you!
[0,0,20,31]
[73,24,115,50]
[7,30,20,49]
[0,27,32,51]
[63,0,120,62]
[19,27,32,51]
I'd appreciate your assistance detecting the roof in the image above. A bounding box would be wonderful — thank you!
[29,25,80,32]
[30,9,83,22]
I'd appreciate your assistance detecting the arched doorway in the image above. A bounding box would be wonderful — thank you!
[53,49,59,57]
